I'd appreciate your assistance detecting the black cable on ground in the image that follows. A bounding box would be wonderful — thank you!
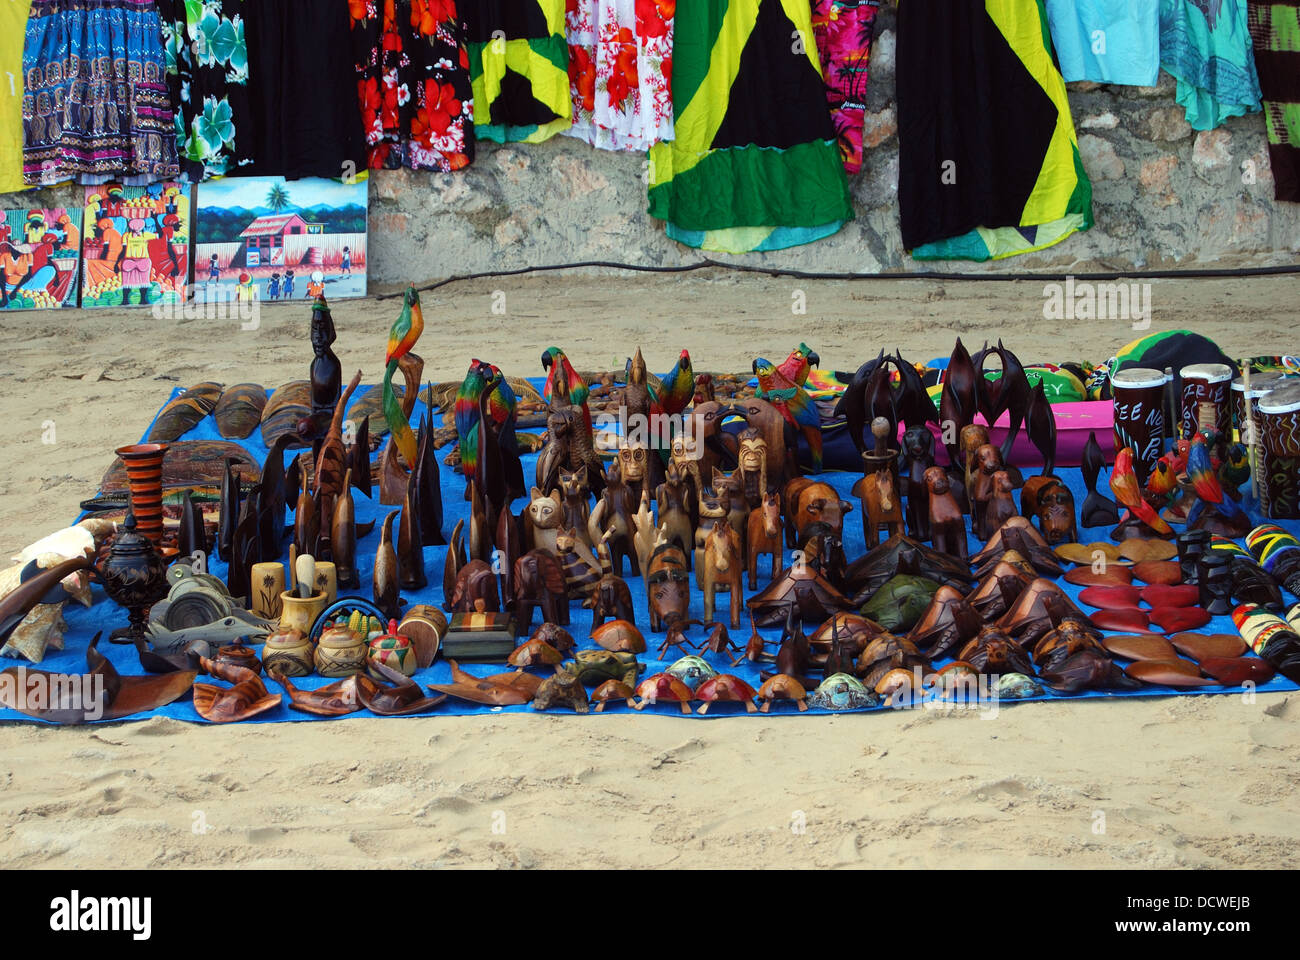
[372,257,1300,300]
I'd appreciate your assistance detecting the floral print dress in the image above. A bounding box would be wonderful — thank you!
[351,0,475,171]
[563,0,674,151]
[158,0,252,181]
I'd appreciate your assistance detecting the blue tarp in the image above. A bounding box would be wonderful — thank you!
[3,380,1297,724]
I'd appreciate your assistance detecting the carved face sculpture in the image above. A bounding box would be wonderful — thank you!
[902,426,934,464]
[1037,484,1076,543]
[527,489,562,529]
[617,442,649,483]
[738,429,766,474]
[976,443,1002,477]
[671,432,701,465]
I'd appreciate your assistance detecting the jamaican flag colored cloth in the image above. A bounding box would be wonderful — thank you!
[646,0,855,253]
[462,0,572,143]
[897,0,1093,261]
[1248,1,1300,202]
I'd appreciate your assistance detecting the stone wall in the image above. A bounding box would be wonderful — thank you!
[6,3,1298,288]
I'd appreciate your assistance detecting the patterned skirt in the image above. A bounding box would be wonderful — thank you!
[562,0,674,151]
[23,0,179,184]
[351,0,476,172]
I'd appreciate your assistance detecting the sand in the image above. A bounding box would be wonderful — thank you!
[1,271,1297,869]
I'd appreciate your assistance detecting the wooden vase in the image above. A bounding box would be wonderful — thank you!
[278,590,327,636]
[114,443,170,546]
[249,562,286,619]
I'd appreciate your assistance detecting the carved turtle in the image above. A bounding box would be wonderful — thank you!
[508,638,563,669]
[755,674,807,712]
[857,633,929,688]
[695,674,758,714]
[590,618,647,654]
[530,622,577,655]
[634,673,695,713]
[997,672,1043,700]
[590,679,637,712]
[533,672,590,713]
[666,654,717,691]
[564,649,640,687]
[807,673,879,711]
[931,660,980,698]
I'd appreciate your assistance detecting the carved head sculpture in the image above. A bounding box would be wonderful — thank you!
[976,443,1003,477]
[559,466,588,499]
[617,440,649,483]
[1036,481,1076,544]
[738,428,767,474]
[670,431,702,466]
[901,425,934,465]
[310,303,336,352]
[527,487,563,530]
[923,465,952,496]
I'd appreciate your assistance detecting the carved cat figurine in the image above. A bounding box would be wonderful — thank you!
[526,486,564,557]
[557,466,592,546]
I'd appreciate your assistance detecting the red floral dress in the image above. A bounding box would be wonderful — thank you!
[564,0,674,151]
[351,0,475,171]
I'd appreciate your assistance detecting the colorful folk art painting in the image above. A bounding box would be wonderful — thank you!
[80,183,192,308]
[192,176,368,304]
[0,208,81,311]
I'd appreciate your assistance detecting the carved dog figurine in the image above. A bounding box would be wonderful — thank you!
[971,442,1006,539]
[897,425,935,540]
[984,469,1020,536]
[746,490,784,589]
[853,469,904,546]
[513,549,568,633]
[1034,478,1078,544]
[924,465,968,561]
[701,520,744,628]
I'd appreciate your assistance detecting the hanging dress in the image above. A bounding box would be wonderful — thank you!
[350,0,475,171]
[1159,0,1262,130]
[462,0,572,143]
[562,0,674,151]
[646,0,854,253]
[897,0,1093,261]
[1246,1,1300,202]
[158,0,252,181]
[809,0,880,175]
[0,0,33,193]
[22,0,180,186]
[242,0,366,179]
[1044,0,1161,86]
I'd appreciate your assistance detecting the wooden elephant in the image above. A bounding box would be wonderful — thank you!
[451,559,499,614]
[513,549,568,634]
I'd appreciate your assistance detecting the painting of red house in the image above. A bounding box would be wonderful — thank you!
[194,176,368,303]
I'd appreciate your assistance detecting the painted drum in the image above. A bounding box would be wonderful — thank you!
[1232,371,1291,448]
[1111,367,1169,486]
[1179,362,1233,441]
[1258,382,1300,519]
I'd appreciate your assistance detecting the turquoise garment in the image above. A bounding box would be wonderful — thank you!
[1159,0,1262,130]
[1046,0,1160,85]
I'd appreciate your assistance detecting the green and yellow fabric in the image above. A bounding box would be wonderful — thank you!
[647,0,854,253]
[898,0,1092,261]
[0,0,32,194]
[464,0,572,144]
[1247,1,1300,202]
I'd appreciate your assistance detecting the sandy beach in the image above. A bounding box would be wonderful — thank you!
[1,271,1298,869]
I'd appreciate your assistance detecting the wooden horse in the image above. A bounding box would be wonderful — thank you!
[746,490,784,589]
[701,520,744,629]
[852,469,904,546]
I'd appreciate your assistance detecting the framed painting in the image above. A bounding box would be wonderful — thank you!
[80,183,192,308]
[0,208,81,310]
[192,176,368,304]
